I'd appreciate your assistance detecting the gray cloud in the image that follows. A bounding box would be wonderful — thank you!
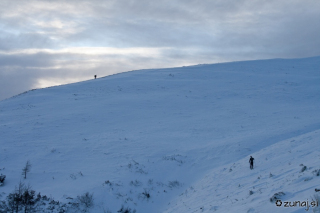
[0,0,320,100]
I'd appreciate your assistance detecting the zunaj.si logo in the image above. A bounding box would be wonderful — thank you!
[275,199,319,211]
[276,200,282,206]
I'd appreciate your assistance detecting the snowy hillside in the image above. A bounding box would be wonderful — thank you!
[0,57,320,212]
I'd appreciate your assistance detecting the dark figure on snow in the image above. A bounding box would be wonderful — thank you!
[249,156,254,169]
[94,75,97,79]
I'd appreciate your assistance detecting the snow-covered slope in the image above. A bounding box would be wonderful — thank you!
[0,57,320,212]
[165,130,320,213]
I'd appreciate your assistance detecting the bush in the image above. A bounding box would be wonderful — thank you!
[117,205,136,213]
[0,174,5,186]
[1,181,38,213]
[270,192,285,203]
[77,192,94,210]
[130,180,142,187]
[0,182,73,213]
[22,160,31,179]
[313,169,320,176]
[168,180,180,188]
[300,165,307,173]
[141,189,151,199]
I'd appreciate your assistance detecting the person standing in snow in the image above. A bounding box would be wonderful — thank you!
[94,75,97,79]
[249,156,254,169]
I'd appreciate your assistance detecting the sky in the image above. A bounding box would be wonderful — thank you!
[0,0,320,101]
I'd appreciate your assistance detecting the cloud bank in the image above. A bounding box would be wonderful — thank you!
[1,0,320,100]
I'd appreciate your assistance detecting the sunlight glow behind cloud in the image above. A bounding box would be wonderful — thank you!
[0,0,320,100]
[0,47,170,57]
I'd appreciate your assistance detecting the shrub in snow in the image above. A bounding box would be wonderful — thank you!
[305,177,313,181]
[0,174,5,186]
[300,165,307,173]
[313,169,320,176]
[270,192,285,203]
[70,173,77,180]
[249,190,254,195]
[0,182,79,212]
[1,181,38,213]
[77,192,94,210]
[162,154,185,165]
[168,180,180,189]
[103,180,111,186]
[148,179,153,185]
[117,205,136,213]
[141,189,151,200]
[130,180,142,187]
[127,160,148,174]
[22,160,31,179]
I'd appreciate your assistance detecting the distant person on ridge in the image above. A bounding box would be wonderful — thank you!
[249,156,254,169]
[94,75,97,79]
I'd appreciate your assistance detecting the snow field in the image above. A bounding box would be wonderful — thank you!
[0,56,319,212]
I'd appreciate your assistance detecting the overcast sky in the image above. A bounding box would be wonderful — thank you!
[1,0,320,101]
